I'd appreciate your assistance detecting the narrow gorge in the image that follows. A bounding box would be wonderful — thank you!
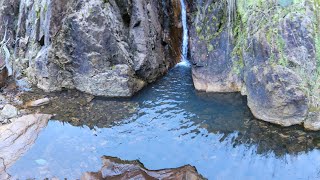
[0,0,320,179]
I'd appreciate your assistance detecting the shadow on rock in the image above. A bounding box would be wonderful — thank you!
[0,114,52,179]
[81,156,205,180]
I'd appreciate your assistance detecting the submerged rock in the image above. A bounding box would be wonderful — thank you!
[81,156,205,180]
[0,114,52,179]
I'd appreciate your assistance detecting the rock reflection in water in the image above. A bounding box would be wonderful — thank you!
[0,114,51,179]
[195,92,320,156]
[81,156,205,180]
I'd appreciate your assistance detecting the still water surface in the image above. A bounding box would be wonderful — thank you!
[8,65,320,179]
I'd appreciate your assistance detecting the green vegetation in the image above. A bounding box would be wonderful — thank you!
[193,1,227,46]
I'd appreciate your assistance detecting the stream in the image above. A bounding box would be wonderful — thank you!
[4,0,320,179]
[6,64,320,179]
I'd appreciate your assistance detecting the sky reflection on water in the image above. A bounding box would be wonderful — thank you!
[8,66,320,179]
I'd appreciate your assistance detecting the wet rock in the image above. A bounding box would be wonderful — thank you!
[81,156,205,180]
[0,114,52,178]
[1,104,19,119]
[25,97,50,107]
[304,112,320,131]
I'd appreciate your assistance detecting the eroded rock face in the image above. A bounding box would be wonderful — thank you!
[189,1,242,93]
[0,0,182,97]
[81,156,205,180]
[189,0,319,127]
[0,114,52,179]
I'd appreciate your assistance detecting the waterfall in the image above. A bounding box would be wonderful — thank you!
[177,0,190,66]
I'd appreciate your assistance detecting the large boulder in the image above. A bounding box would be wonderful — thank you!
[0,0,182,97]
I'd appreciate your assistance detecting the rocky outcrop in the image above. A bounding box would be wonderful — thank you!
[0,0,183,97]
[189,1,242,92]
[189,0,320,129]
[81,156,205,180]
[0,114,52,179]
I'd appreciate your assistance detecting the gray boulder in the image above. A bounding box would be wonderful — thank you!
[0,0,182,97]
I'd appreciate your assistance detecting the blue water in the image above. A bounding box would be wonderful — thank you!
[7,65,320,179]
[6,0,320,179]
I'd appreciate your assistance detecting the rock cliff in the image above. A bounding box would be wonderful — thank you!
[0,0,183,97]
[189,0,320,129]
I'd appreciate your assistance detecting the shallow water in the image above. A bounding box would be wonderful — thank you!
[7,65,320,179]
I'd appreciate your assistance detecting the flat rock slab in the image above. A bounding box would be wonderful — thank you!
[0,114,52,178]
[81,156,205,180]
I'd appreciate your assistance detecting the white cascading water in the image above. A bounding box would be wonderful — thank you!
[177,0,190,66]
